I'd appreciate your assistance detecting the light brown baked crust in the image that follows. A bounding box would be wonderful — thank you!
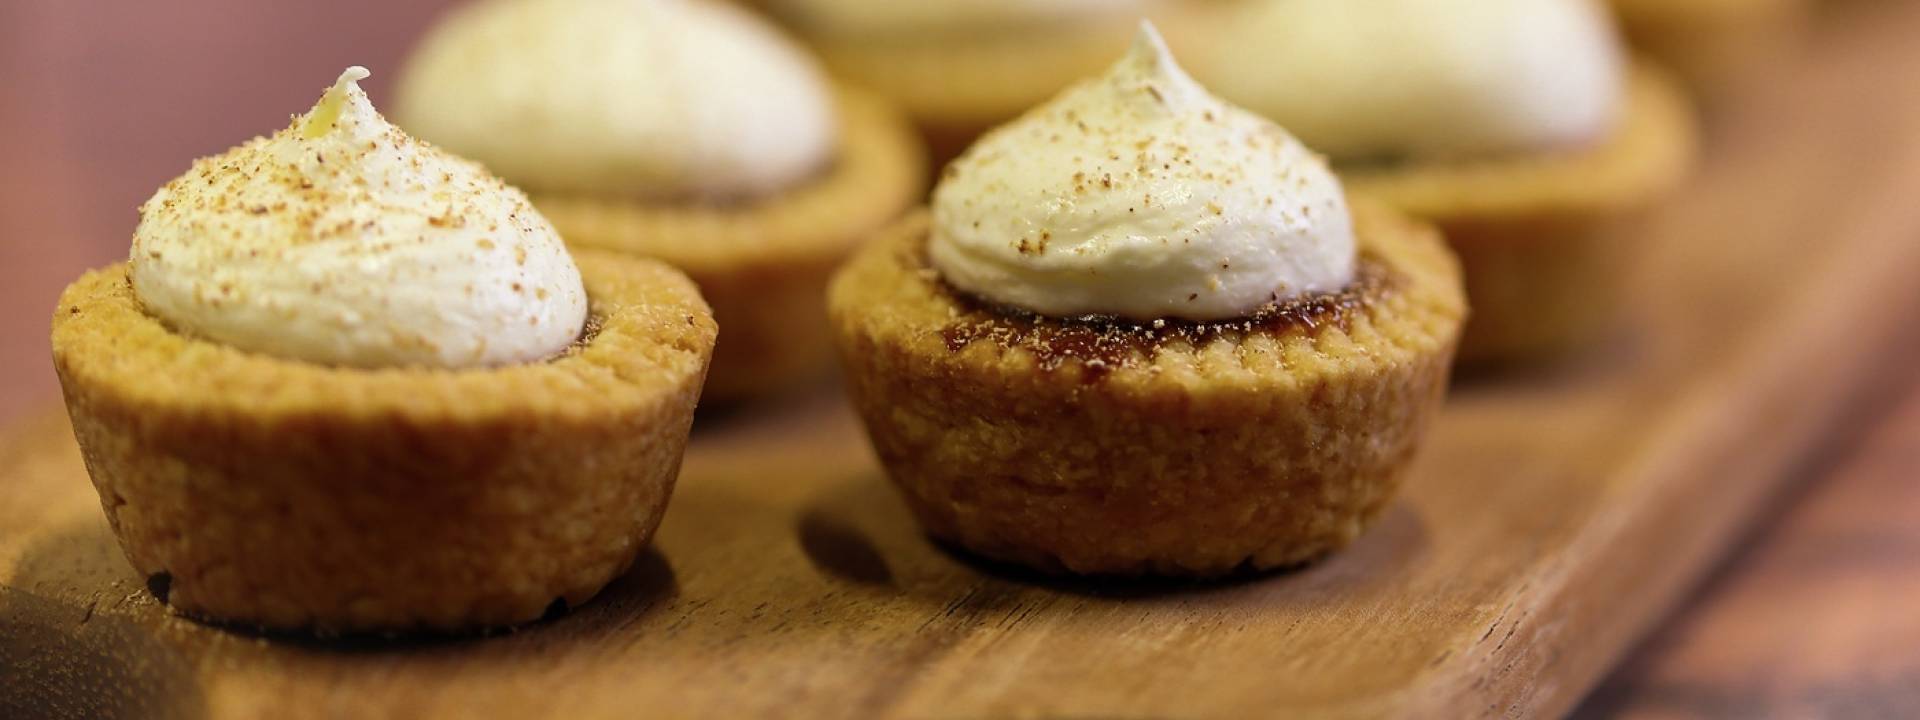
[537,89,924,401]
[829,204,1465,577]
[1344,62,1697,364]
[50,249,716,634]
[1611,0,1807,91]
[797,18,1136,169]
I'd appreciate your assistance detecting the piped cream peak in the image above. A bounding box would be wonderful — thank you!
[928,20,1356,322]
[129,64,589,370]
[1126,21,1173,74]
[1187,0,1623,161]
[1118,21,1204,111]
[393,0,838,201]
[301,66,372,139]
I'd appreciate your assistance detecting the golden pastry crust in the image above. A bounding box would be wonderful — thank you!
[1344,62,1697,364]
[829,204,1465,577]
[799,18,1137,168]
[50,250,716,634]
[538,89,923,401]
[1611,0,1807,91]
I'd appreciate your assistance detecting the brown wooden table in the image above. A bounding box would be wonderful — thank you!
[3,2,1917,717]
[1577,349,1920,719]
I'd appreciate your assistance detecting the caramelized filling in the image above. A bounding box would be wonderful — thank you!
[554,311,607,361]
[936,258,1393,383]
[130,270,607,368]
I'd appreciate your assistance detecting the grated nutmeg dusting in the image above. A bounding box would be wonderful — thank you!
[129,67,590,370]
[927,22,1358,323]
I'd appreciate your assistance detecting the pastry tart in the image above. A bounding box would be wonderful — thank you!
[53,251,714,632]
[830,26,1465,576]
[50,67,716,633]
[398,0,923,401]
[1343,64,1695,363]
[1181,0,1697,364]
[832,206,1461,575]
[758,0,1152,165]
[535,90,923,400]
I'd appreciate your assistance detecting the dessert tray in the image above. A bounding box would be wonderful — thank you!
[6,7,1920,718]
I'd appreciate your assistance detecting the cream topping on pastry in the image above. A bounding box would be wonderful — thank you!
[130,67,589,370]
[769,0,1141,35]
[396,0,837,202]
[1189,0,1625,161]
[928,24,1354,322]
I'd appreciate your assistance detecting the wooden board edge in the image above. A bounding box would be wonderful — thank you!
[1412,157,1920,718]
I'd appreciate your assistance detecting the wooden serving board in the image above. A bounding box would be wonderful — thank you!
[7,7,1920,719]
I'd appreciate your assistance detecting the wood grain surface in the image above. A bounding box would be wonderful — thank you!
[6,3,1920,719]
[1578,354,1920,718]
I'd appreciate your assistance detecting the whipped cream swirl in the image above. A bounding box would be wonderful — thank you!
[131,67,589,369]
[770,0,1143,35]
[929,24,1355,322]
[397,0,838,201]
[1188,0,1625,161]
